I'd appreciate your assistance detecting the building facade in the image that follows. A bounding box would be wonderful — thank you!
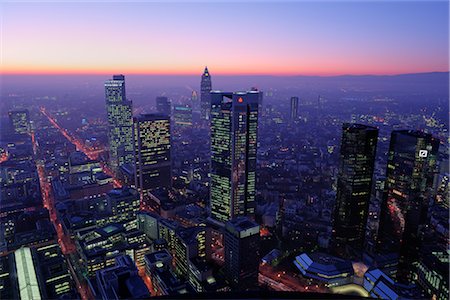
[290,97,299,121]
[156,97,171,117]
[8,109,30,135]
[332,123,378,255]
[209,91,260,223]
[377,130,439,283]
[200,67,212,120]
[105,75,134,174]
[224,217,260,290]
[133,114,171,202]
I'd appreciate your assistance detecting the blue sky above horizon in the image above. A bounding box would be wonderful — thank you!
[1,1,448,75]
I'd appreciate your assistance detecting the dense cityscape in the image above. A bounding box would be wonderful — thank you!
[1,1,449,300]
[0,67,448,299]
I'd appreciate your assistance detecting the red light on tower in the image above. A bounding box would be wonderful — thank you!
[238,97,243,103]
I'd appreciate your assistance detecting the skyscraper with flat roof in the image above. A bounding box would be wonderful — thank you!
[105,75,134,174]
[133,114,171,202]
[209,91,260,223]
[377,130,439,283]
[200,67,212,120]
[224,217,260,290]
[290,97,299,121]
[156,96,171,117]
[332,123,378,256]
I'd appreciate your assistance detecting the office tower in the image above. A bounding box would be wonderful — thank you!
[377,130,439,283]
[415,249,449,300]
[210,91,260,223]
[332,123,378,255]
[105,187,140,224]
[105,75,134,173]
[133,114,171,202]
[224,217,260,290]
[172,226,208,278]
[173,104,193,127]
[250,87,263,112]
[200,67,212,120]
[156,96,171,117]
[8,109,30,135]
[290,97,299,121]
[191,90,199,113]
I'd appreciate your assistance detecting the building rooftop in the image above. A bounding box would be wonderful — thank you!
[294,252,354,282]
[226,217,259,232]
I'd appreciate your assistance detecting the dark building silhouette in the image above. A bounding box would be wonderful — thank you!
[224,217,260,290]
[209,91,260,223]
[377,130,439,283]
[156,96,171,117]
[200,67,212,120]
[290,97,299,121]
[332,123,378,256]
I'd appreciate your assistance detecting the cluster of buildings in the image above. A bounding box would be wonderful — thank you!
[0,66,448,300]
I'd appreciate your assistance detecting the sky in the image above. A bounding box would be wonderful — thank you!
[1,1,448,76]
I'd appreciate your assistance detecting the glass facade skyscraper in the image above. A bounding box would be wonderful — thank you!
[200,67,212,120]
[210,91,260,223]
[377,130,439,283]
[105,75,134,173]
[332,123,378,255]
[133,114,171,202]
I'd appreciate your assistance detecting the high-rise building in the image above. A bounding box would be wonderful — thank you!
[133,114,171,202]
[250,87,263,113]
[105,187,140,224]
[415,249,449,300]
[224,217,260,290]
[200,67,212,120]
[377,130,439,283]
[191,90,199,113]
[290,97,299,121]
[173,104,193,127]
[209,91,260,223]
[105,75,134,173]
[8,109,30,135]
[332,123,378,255]
[156,96,171,117]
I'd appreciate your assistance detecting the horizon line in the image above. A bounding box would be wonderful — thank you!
[1,70,448,77]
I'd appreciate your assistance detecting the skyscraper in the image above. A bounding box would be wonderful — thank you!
[156,96,171,117]
[377,130,439,283]
[133,114,171,202]
[290,97,299,121]
[224,217,260,290]
[191,90,199,113]
[332,123,378,256]
[200,67,212,120]
[105,75,134,173]
[8,109,30,135]
[209,91,260,223]
[173,104,193,127]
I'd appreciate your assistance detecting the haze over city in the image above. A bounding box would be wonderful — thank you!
[0,1,448,300]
